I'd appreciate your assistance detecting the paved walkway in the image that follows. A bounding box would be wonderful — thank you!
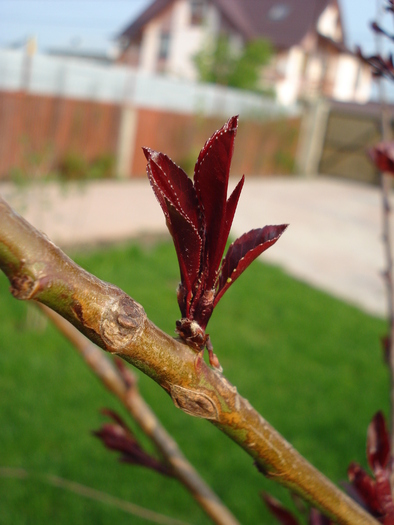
[0,176,388,318]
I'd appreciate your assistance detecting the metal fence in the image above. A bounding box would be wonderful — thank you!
[0,48,297,120]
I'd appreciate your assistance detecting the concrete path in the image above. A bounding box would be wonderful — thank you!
[0,176,388,318]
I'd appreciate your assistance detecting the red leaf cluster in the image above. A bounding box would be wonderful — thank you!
[261,493,332,525]
[368,142,394,174]
[144,116,287,367]
[347,412,394,523]
[93,409,172,476]
[356,46,394,80]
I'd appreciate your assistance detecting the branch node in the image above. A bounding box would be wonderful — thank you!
[10,274,37,300]
[170,384,219,420]
[100,295,146,351]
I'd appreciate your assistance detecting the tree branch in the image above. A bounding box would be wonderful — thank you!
[0,467,191,525]
[0,195,378,525]
[39,304,240,525]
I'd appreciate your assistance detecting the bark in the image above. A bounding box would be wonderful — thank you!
[40,304,240,525]
[0,195,378,525]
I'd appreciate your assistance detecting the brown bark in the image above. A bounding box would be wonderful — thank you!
[40,304,240,525]
[0,195,378,525]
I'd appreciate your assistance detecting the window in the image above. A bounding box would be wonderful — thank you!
[158,32,170,60]
[190,0,205,26]
[268,4,291,22]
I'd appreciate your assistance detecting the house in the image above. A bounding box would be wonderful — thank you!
[117,0,371,106]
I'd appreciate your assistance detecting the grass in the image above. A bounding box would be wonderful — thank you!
[0,239,389,524]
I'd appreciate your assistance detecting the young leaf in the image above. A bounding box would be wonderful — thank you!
[375,467,394,523]
[367,411,390,471]
[309,508,332,525]
[143,148,201,231]
[144,116,287,365]
[369,141,394,174]
[261,493,300,525]
[215,225,288,306]
[223,175,245,250]
[144,148,203,303]
[93,409,172,476]
[194,115,239,288]
[348,462,382,516]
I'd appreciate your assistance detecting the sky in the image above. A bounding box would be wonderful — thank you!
[0,0,387,57]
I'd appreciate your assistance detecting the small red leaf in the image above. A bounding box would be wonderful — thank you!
[101,408,129,429]
[165,201,202,315]
[309,508,332,525]
[144,148,203,305]
[261,493,300,525]
[348,462,381,515]
[367,411,390,471]
[223,175,245,251]
[93,409,172,476]
[375,466,394,523]
[215,224,288,306]
[369,142,394,174]
[194,116,239,288]
[143,148,200,230]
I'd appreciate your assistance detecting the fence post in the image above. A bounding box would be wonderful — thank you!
[116,105,138,178]
[295,99,330,177]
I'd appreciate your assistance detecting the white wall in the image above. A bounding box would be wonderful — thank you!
[137,0,221,80]
[276,47,305,106]
[333,55,371,103]
[139,20,161,73]
[317,3,342,41]
[168,0,205,79]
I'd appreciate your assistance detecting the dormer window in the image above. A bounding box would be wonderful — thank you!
[268,4,291,22]
[190,0,205,26]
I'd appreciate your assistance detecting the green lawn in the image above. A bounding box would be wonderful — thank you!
[0,239,389,524]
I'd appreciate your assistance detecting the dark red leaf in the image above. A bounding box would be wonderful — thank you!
[223,175,245,255]
[261,493,300,525]
[375,467,394,523]
[165,201,202,317]
[308,508,332,525]
[348,462,381,515]
[143,148,200,230]
[367,411,390,471]
[93,409,172,476]
[371,21,385,35]
[215,224,288,306]
[369,142,394,174]
[101,408,129,429]
[144,117,288,355]
[194,115,238,289]
[144,148,203,303]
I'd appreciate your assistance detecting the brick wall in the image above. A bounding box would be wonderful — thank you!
[0,90,300,179]
[131,108,301,177]
[0,91,121,178]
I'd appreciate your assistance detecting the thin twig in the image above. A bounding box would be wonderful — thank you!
[39,304,240,525]
[0,467,191,525]
[374,0,394,467]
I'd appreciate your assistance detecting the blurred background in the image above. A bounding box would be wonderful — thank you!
[0,1,393,524]
[0,0,388,182]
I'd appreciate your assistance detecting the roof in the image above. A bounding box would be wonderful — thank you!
[119,0,338,49]
[119,0,171,42]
